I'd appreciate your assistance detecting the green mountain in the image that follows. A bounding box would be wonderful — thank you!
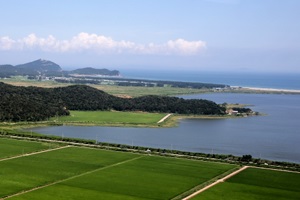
[0,59,62,77]
[0,59,120,78]
[16,59,62,72]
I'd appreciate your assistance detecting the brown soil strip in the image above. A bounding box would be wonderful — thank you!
[182,166,249,200]
[157,113,172,123]
[0,145,70,162]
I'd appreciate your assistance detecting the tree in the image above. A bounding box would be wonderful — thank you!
[241,154,252,162]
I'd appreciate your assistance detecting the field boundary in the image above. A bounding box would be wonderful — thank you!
[2,155,144,199]
[0,145,70,162]
[182,166,249,200]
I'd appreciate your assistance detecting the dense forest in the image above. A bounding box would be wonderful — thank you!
[0,82,225,122]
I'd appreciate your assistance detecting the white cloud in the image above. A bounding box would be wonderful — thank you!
[0,33,206,55]
[0,36,16,50]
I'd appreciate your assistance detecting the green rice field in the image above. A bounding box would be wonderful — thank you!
[0,139,236,200]
[2,138,299,200]
[0,138,62,159]
[50,111,167,126]
[192,168,300,200]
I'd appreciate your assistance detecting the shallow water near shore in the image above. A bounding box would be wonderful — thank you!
[31,93,300,163]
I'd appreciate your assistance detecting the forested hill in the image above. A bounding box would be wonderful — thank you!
[69,67,120,76]
[0,82,225,122]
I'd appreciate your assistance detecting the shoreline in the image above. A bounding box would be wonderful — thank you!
[229,86,300,94]
[241,87,300,93]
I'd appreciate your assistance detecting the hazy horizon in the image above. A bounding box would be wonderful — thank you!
[1,0,300,73]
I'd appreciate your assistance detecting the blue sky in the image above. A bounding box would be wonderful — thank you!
[1,0,300,72]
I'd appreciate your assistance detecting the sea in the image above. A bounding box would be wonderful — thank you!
[122,69,300,90]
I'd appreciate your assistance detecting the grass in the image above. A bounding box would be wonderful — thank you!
[0,137,237,200]
[50,110,167,126]
[92,84,210,97]
[7,154,236,200]
[2,138,298,200]
[0,137,61,159]
[192,168,300,200]
[0,147,139,198]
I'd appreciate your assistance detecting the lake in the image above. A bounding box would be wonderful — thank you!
[31,93,300,163]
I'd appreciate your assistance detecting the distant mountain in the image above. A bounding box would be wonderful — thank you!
[16,59,62,72]
[0,59,62,77]
[0,65,17,77]
[69,67,120,76]
[0,59,120,78]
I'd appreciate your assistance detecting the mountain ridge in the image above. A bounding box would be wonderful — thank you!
[0,59,120,77]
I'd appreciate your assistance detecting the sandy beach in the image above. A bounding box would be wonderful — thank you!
[239,87,300,94]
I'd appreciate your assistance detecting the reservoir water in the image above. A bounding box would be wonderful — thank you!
[31,93,300,163]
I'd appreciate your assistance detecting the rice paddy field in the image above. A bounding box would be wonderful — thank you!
[192,168,300,200]
[50,111,167,126]
[1,138,299,200]
[0,138,62,159]
[0,138,236,200]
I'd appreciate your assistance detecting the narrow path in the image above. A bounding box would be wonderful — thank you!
[182,166,249,200]
[157,113,172,123]
[250,166,300,174]
[0,145,70,162]
[2,156,144,199]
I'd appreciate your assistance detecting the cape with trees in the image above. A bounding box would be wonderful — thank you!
[0,82,225,122]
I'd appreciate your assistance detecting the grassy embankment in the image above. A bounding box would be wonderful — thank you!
[0,138,237,200]
[0,110,231,130]
[49,111,167,127]
[0,109,249,131]
[48,110,237,128]
[192,167,300,200]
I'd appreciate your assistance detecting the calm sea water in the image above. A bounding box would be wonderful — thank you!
[31,93,300,163]
[122,70,300,90]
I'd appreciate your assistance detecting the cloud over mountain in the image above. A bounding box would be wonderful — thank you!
[0,33,206,56]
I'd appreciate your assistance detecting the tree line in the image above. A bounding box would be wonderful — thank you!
[55,76,228,89]
[0,82,225,122]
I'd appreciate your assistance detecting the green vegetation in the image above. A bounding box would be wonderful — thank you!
[0,138,61,159]
[55,76,227,89]
[2,146,235,200]
[0,78,211,97]
[0,147,139,198]
[0,59,119,77]
[192,168,300,200]
[50,110,166,126]
[0,82,225,122]
[0,136,299,199]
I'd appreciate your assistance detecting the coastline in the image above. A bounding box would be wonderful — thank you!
[229,86,300,94]
[241,87,300,93]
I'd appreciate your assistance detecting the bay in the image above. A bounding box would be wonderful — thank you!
[31,93,300,163]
